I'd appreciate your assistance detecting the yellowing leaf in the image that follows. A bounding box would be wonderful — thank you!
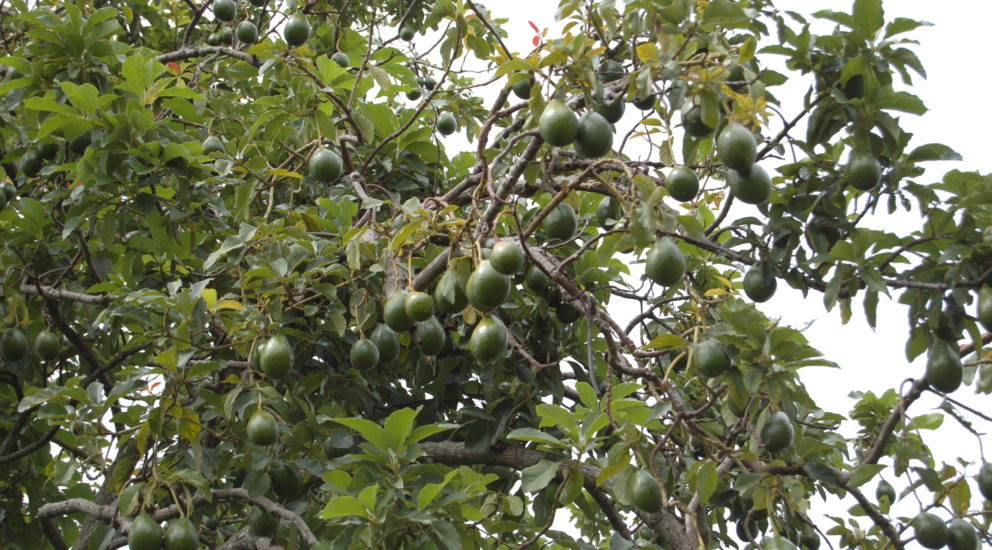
[636,43,659,63]
[201,288,217,309]
[704,288,728,297]
[213,299,245,311]
[267,168,303,179]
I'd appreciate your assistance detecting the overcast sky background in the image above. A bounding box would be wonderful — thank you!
[465,0,992,539]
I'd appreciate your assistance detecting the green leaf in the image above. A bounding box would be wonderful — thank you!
[852,0,884,36]
[520,459,558,493]
[643,333,686,351]
[948,479,971,516]
[506,427,563,447]
[909,413,943,430]
[23,97,76,115]
[908,143,961,162]
[333,417,389,453]
[803,463,840,490]
[876,91,926,115]
[696,460,718,505]
[431,519,462,550]
[701,0,750,28]
[383,407,418,452]
[409,423,457,444]
[885,17,930,39]
[536,403,578,432]
[59,82,99,115]
[847,464,886,488]
[418,470,458,509]
[574,382,599,411]
[320,495,368,519]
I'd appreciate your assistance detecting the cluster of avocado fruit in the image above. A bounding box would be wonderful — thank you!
[880,462,992,550]
[1,326,61,363]
[127,514,199,550]
[205,0,265,47]
[125,503,287,549]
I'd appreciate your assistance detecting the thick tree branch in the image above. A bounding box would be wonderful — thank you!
[157,46,261,67]
[20,283,111,305]
[38,487,317,548]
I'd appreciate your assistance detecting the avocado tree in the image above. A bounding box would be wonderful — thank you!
[1,0,990,549]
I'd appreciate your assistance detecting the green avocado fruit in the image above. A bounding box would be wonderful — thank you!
[525,264,553,295]
[236,21,258,44]
[875,479,896,505]
[977,463,992,500]
[469,316,508,363]
[926,341,962,393]
[384,291,416,331]
[977,286,992,331]
[555,302,580,324]
[846,152,882,191]
[594,98,625,124]
[913,512,948,549]
[1,327,28,361]
[269,463,303,499]
[34,330,61,361]
[466,260,511,312]
[350,338,379,369]
[258,334,293,378]
[947,518,978,550]
[596,196,621,228]
[761,411,794,453]
[800,524,820,550]
[163,517,197,550]
[510,76,534,99]
[633,93,656,110]
[717,122,757,171]
[370,324,400,363]
[129,514,163,550]
[728,165,771,205]
[437,112,457,136]
[645,238,686,287]
[332,52,350,67]
[743,261,777,303]
[309,148,342,183]
[683,105,720,138]
[490,241,525,275]
[416,317,445,356]
[539,100,579,146]
[574,111,613,158]
[693,339,730,377]
[248,506,278,537]
[404,291,435,322]
[284,14,311,47]
[542,202,578,241]
[630,469,661,513]
[213,0,236,22]
[245,409,279,447]
[666,167,699,202]
[247,409,278,446]
[435,269,469,314]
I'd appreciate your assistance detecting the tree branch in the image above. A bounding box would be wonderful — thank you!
[157,46,261,67]
[20,283,111,305]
